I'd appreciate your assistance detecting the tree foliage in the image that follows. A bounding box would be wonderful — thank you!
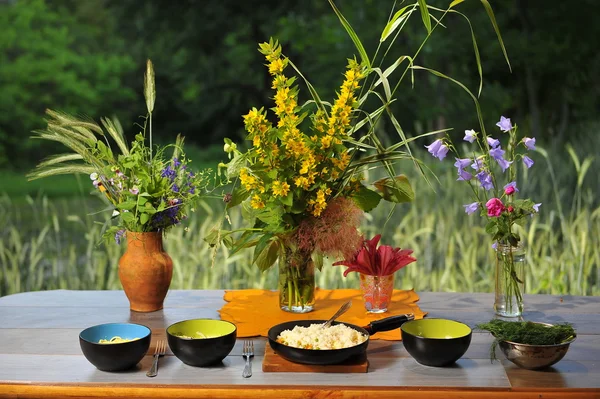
[1,0,599,169]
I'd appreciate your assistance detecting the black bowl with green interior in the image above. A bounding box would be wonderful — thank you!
[401,318,472,367]
[167,319,237,367]
[79,323,152,371]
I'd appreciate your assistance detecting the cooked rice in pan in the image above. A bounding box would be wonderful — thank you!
[276,323,368,350]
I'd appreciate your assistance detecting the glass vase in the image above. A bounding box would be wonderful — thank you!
[278,245,315,313]
[494,241,525,317]
[359,273,394,313]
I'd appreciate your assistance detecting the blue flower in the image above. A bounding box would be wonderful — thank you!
[489,147,512,172]
[533,203,542,213]
[161,165,176,181]
[523,137,536,151]
[496,157,513,172]
[173,157,181,167]
[172,184,180,193]
[496,116,512,132]
[425,139,449,160]
[454,158,472,181]
[523,155,534,169]
[471,157,484,171]
[114,229,126,245]
[463,129,477,143]
[463,202,479,215]
[476,171,494,191]
[487,137,500,148]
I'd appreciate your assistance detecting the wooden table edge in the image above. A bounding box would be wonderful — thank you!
[1,383,599,399]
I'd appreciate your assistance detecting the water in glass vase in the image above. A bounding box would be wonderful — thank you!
[278,246,315,313]
[494,242,526,317]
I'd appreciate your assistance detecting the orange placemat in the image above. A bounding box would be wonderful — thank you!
[219,288,426,340]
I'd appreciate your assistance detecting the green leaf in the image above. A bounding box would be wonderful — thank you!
[312,251,324,272]
[449,0,466,8]
[480,0,511,72]
[226,153,246,178]
[327,0,371,68]
[280,192,293,207]
[380,5,412,42]
[117,200,137,211]
[351,184,382,212]
[230,230,260,255]
[256,205,284,227]
[418,0,432,33]
[120,211,135,223]
[253,234,276,271]
[226,186,250,209]
[485,220,499,235]
[373,175,415,203]
[140,213,150,225]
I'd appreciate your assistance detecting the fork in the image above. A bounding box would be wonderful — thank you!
[242,340,254,378]
[146,339,166,377]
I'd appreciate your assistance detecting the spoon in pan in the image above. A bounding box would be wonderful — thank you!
[322,300,353,328]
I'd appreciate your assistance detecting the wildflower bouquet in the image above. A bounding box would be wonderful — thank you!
[425,116,540,316]
[215,41,414,312]
[28,60,213,243]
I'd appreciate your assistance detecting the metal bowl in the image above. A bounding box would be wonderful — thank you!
[498,322,576,370]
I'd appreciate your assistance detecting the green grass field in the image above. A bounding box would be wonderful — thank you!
[1,143,598,298]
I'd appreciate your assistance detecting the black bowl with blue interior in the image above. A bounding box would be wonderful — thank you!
[79,323,152,371]
[401,318,472,367]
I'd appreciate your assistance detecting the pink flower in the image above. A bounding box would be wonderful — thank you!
[508,206,514,213]
[333,234,416,277]
[504,186,515,195]
[486,198,505,217]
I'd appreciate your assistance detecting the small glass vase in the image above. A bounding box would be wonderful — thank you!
[494,241,525,317]
[359,273,394,313]
[278,245,315,313]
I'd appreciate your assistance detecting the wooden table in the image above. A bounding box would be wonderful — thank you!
[0,290,598,399]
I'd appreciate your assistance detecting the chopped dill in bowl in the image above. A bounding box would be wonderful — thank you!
[476,319,576,361]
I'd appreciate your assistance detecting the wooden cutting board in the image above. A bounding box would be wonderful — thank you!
[262,345,369,373]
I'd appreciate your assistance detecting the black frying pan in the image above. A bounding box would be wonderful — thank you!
[267,314,414,365]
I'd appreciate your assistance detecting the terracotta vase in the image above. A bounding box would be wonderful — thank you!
[118,231,173,312]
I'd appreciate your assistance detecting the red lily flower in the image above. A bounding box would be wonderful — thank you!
[333,234,416,277]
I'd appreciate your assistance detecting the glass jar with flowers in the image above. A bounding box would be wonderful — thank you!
[334,235,416,313]
[28,60,213,312]
[424,116,540,317]
[207,1,511,313]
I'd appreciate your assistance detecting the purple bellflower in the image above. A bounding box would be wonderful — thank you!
[425,139,449,160]
[463,202,479,215]
[487,137,500,148]
[523,155,534,169]
[464,129,477,143]
[496,116,513,132]
[476,171,494,191]
[454,158,472,181]
[523,137,536,151]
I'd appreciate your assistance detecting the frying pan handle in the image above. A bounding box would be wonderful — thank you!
[367,313,415,334]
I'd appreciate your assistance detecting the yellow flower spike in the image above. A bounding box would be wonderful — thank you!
[250,194,265,209]
[272,181,290,197]
[268,58,286,75]
[320,135,333,149]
